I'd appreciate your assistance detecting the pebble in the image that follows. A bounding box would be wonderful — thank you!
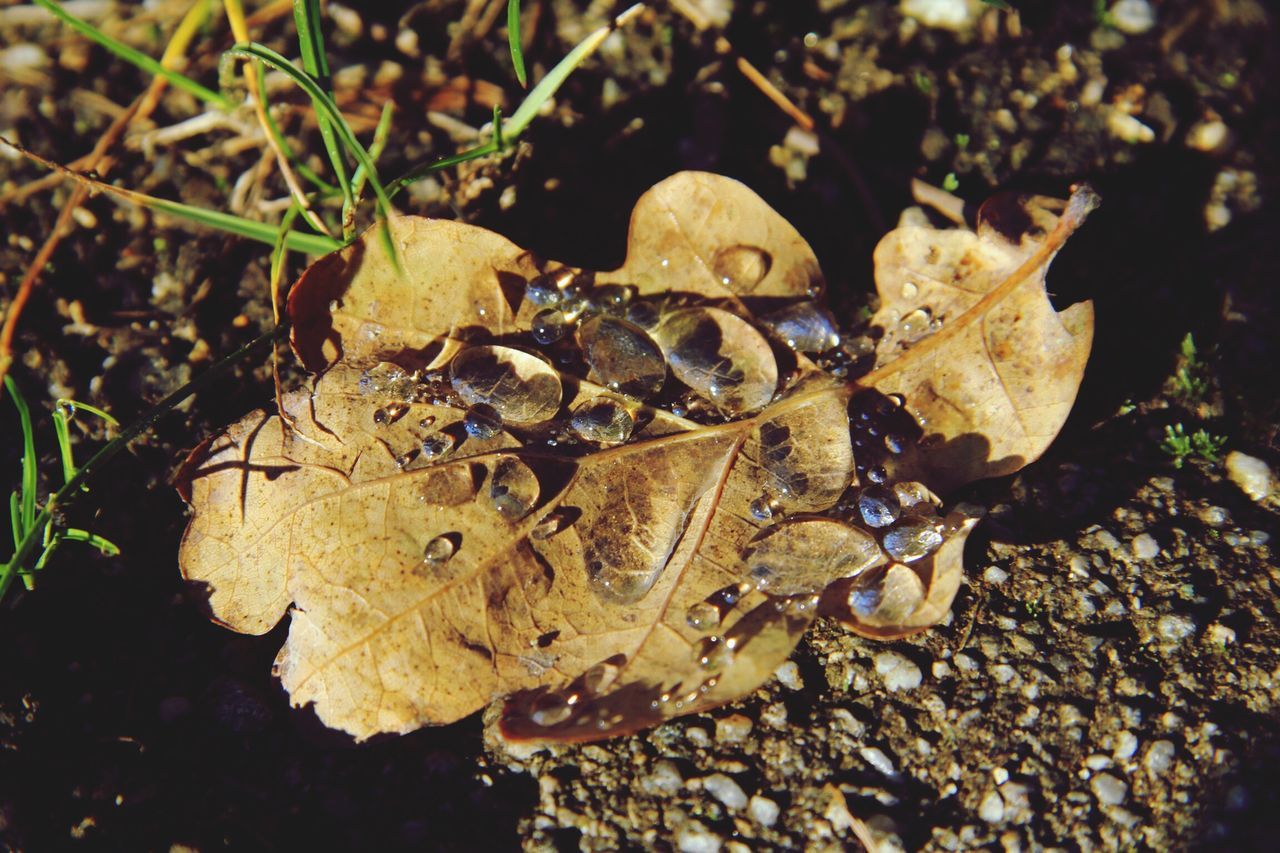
[901,0,975,31]
[1225,451,1275,503]
[1208,623,1237,645]
[1157,613,1196,643]
[875,651,923,692]
[1199,505,1231,527]
[1114,730,1140,760]
[1187,119,1230,153]
[748,795,780,827]
[774,661,803,691]
[1109,0,1156,35]
[978,790,1005,824]
[642,760,684,795]
[1144,740,1176,776]
[983,565,1010,584]
[676,820,722,853]
[702,774,748,810]
[1130,533,1160,560]
[1090,773,1128,805]
[715,714,753,744]
[861,746,898,777]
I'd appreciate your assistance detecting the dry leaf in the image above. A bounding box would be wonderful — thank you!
[178,173,1095,742]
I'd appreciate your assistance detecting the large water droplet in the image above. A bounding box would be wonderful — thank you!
[422,534,456,567]
[847,564,926,625]
[528,691,573,726]
[569,397,635,444]
[901,281,919,299]
[531,308,570,345]
[463,403,503,439]
[655,307,777,414]
[580,657,623,696]
[358,361,416,398]
[754,388,855,512]
[882,519,944,562]
[624,299,661,330]
[761,301,840,353]
[576,316,666,399]
[899,307,933,343]
[530,508,574,540]
[588,284,634,316]
[488,455,540,520]
[449,345,562,425]
[749,493,780,522]
[525,269,576,307]
[695,635,733,671]
[421,432,456,460]
[685,601,720,632]
[857,485,901,528]
[742,517,886,597]
[712,244,772,290]
[894,481,936,512]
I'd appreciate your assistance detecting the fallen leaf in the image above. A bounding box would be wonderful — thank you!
[178,173,1095,742]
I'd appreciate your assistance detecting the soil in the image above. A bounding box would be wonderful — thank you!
[2,0,1278,850]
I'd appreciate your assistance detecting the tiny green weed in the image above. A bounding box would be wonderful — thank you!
[1160,423,1227,469]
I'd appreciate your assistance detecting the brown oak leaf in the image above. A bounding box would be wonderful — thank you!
[177,172,1095,742]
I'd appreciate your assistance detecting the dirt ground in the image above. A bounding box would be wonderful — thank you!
[2,0,1278,850]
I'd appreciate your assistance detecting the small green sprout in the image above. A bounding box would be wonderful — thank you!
[1172,332,1211,401]
[1160,423,1227,469]
[954,133,970,150]
[913,70,932,95]
[943,172,960,192]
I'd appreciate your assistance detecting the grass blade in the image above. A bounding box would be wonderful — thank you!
[53,405,75,485]
[4,377,37,536]
[507,0,528,87]
[293,0,353,233]
[31,0,233,111]
[226,43,400,272]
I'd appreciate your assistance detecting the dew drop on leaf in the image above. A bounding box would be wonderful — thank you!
[893,481,936,511]
[882,519,944,562]
[488,456,540,520]
[580,657,623,696]
[711,244,772,290]
[373,401,410,426]
[449,345,562,425]
[422,534,456,567]
[655,307,777,414]
[899,307,934,343]
[623,299,661,330]
[358,361,415,398]
[587,284,634,316]
[857,485,901,528]
[695,635,733,671]
[420,432,456,460]
[847,564,927,625]
[528,691,573,726]
[760,301,841,353]
[741,516,886,597]
[685,601,720,631]
[569,397,635,444]
[530,508,574,540]
[576,316,666,400]
[463,403,503,439]
[749,493,779,522]
[525,269,576,307]
[531,308,570,344]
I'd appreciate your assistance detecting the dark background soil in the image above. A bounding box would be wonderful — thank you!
[2,0,1278,849]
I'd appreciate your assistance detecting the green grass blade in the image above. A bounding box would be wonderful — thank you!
[31,0,233,111]
[62,529,121,556]
[4,377,37,536]
[54,400,118,426]
[507,0,528,87]
[227,43,400,272]
[350,101,395,202]
[9,492,20,552]
[53,406,75,485]
[254,68,339,197]
[292,0,352,231]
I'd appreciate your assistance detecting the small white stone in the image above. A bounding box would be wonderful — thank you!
[1085,753,1114,771]
[748,795,780,827]
[1226,451,1275,503]
[900,0,977,31]
[1130,533,1160,560]
[1208,623,1237,645]
[1187,119,1230,153]
[702,774,748,810]
[1110,0,1156,35]
[1158,613,1196,643]
[983,565,1010,584]
[1108,110,1156,144]
[1144,740,1176,776]
[978,790,1005,823]
[993,767,1010,785]
[774,661,803,691]
[861,746,898,777]
[676,820,723,853]
[1114,731,1140,760]
[875,651,923,692]
[715,714,753,744]
[1091,773,1128,805]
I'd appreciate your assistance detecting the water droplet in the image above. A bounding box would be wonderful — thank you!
[420,432,455,460]
[712,244,772,290]
[576,316,666,399]
[395,449,419,468]
[422,534,455,567]
[531,308,570,344]
[525,269,577,307]
[624,299,660,330]
[418,415,437,430]
[899,308,933,343]
[884,432,910,454]
[373,401,410,426]
[901,281,919,299]
[530,508,573,540]
[463,403,503,439]
[695,635,733,671]
[882,519,944,562]
[685,601,720,631]
[580,658,622,696]
[655,307,778,414]
[893,481,936,511]
[528,692,573,726]
[449,345,562,425]
[589,284,634,315]
[867,466,887,485]
[858,485,901,528]
[761,301,841,353]
[569,397,634,444]
[488,456,540,520]
[358,362,416,398]
[846,564,926,624]
[742,516,886,597]
[750,493,780,522]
